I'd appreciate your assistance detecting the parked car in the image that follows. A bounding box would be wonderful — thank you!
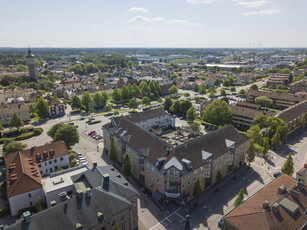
[67,122,74,125]
[273,171,281,178]
[88,131,95,135]
[76,153,82,158]
[79,117,85,121]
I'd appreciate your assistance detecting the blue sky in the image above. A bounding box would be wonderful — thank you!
[0,0,306,48]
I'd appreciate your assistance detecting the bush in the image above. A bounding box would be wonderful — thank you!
[114,111,119,116]
[0,138,7,144]
[14,132,35,141]
[69,152,76,161]
[70,159,77,167]
[88,120,101,125]
[33,128,43,136]
[0,182,7,199]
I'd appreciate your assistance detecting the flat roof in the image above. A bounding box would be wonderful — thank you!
[42,165,88,194]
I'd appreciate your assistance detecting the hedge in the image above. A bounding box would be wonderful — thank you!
[88,120,101,125]
[7,128,43,141]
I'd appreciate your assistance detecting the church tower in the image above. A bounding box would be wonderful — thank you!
[26,49,37,79]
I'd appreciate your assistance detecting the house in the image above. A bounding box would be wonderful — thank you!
[102,110,249,200]
[6,171,139,230]
[296,164,307,184]
[276,100,307,133]
[221,174,307,230]
[290,79,307,93]
[266,74,289,88]
[246,90,305,109]
[0,88,35,103]
[5,152,44,216]
[48,98,66,117]
[204,77,215,88]
[0,102,30,126]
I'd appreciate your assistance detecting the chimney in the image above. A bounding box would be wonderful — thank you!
[97,212,104,222]
[59,191,67,202]
[272,203,279,214]
[75,223,83,230]
[93,161,97,168]
[290,189,300,200]
[50,200,56,207]
[23,211,31,223]
[278,185,286,194]
[76,189,83,199]
[263,200,269,209]
[102,173,109,190]
[86,188,92,198]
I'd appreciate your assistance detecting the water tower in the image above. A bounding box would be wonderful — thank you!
[26,49,37,79]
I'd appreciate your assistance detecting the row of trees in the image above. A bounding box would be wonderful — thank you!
[164,98,194,118]
[71,91,109,111]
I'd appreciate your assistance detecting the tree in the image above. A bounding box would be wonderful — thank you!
[47,122,65,139]
[112,223,120,230]
[252,115,267,129]
[238,89,246,97]
[101,91,109,107]
[81,91,92,111]
[250,84,258,90]
[3,141,27,156]
[35,196,43,212]
[223,80,230,87]
[247,140,255,164]
[247,125,261,144]
[230,87,236,92]
[53,124,79,148]
[214,78,221,86]
[35,96,49,119]
[186,107,197,121]
[104,105,112,112]
[281,153,294,176]
[141,82,151,96]
[121,85,130,101]
[0,124,3,138]
[271,129,280,148]
[220,88,226,97]
[193,176,203,205]
[255,96,273,107]
[216,167,223,191]
[180,100,192,117]
[109,136,118,163]
[128,98,138,110]
[193,84,199,92]
[169,85,178,95]
[202,100,232,126]
[288,73,293,83]
[262,138,270,156]
[71,96,82,110]
[93,92,102,108]
[164,97,173,111]
[234,188,245,207]
[170,100,181,114]
[132,83,141,97]
[142,96,150,106]
[8,112,24,132]
[301,113,306,129]
[122,153,131,178]
[112,88,121,103]
[149,81,160,96]
[198,84,207,95]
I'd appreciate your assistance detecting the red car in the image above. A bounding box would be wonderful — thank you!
[90,132,97,137]
[88,131,95,135]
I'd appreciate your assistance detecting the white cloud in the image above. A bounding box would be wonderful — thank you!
[131,25,160,32]
[129,7,148,13]
[130,15,150,22]
[153,17,165,22]
[241,9,282,15]
[167,19,200,26]
[167,19,188,24]
[186,0,213,4]
[235,0,267,7]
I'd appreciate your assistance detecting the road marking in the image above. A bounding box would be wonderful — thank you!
[149,207,181,230]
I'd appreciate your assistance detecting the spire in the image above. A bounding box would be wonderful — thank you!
[28,49,31,56]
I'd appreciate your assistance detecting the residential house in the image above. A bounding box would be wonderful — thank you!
[0,88,35,103]
[221,174,307,230]
[204,77,215,88]
[276,100,307,133]
[48,98,65,117]
[246,90,305,109]
[290,79,307,93]
[0,102,30,126]
[102,111,249,200]
[296,164,307,184]
[266,74,289,88]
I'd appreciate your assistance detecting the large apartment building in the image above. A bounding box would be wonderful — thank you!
[290,79,307,93]
[102,109,249,201]
[246,90,304,109]
[0,88,35,103]
[266,74,289,88]
[221,174,307,230]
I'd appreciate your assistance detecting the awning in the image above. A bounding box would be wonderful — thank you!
[165,191,180,198]
[152,190,163,202]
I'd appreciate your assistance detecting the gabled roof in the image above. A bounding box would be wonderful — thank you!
[0,102,29,116]
[277,101,307,123]
[125,108,168,123]
[5,152,42,198]
[224,174,307,230]
[247,90,305,102]
[164,157,183,171]
[5,188,133,230]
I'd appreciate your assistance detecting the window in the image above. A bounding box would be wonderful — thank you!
[60,157,63,161]
[49,161,52,165]
[45,162,47,166]
[50,168,53,173]
[54,159,57,163]
[38,164,41,168]
[30,202,32,206]
[28,193,31,198]
[55,166,58,170]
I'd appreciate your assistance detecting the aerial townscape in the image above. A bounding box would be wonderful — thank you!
[0,1,307,230]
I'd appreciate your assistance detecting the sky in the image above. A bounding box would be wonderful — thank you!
[0,0,307,48]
